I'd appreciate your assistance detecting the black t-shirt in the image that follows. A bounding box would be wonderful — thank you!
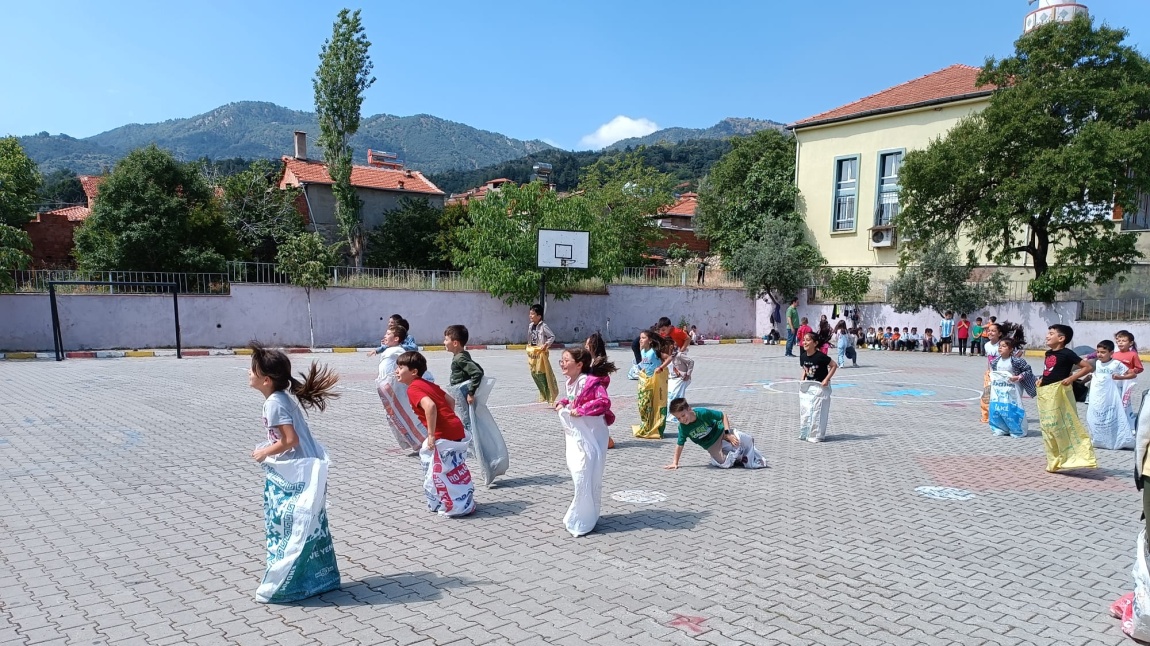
[1042,348,1081,384]
[800,349,832,382]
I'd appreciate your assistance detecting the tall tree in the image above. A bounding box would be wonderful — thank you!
[313,8,376,268]
[0,136,41,228]
[218,159,305,264]
[897,17,1150,302]
[577,148,670,266]
[0,137,39,283]
[277,232,339,349]
[455,183,633,305]
[731,219,824,305]
[695,129,800,265]
[73,145,237,273]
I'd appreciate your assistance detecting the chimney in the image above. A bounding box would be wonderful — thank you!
[398,180,405,190]
[293,131,307,160]
[404,169,413,178]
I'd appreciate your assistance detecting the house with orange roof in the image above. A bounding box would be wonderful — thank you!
[650,192,709,255]
[23,175,104,268]
[789,63,1150,278]
[446,178,515,206]
[278,132,445,238]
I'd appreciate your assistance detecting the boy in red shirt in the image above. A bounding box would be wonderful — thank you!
[396,351,474,516]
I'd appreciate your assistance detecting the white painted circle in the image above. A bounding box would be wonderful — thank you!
[915,486,975,501]
[611,490,668,504]
[761,378,982,404]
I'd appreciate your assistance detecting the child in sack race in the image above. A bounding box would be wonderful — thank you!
[371,324,427,453]
[798,331,837,443]
[987,337,1036,438]
[664,398,767,469]
[396,351,476,517]
[554,347,615,537]
[247,343,341,603]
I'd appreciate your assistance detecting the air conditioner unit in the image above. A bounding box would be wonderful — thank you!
[871,228,895,248]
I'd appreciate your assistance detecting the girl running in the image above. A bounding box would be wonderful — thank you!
[248,343,341,603]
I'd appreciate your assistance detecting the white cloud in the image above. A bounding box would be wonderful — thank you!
[578,115,659,150]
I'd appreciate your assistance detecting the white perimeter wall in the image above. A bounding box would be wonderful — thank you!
[0,284,756,351]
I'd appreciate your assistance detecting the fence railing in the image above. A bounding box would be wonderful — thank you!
[9,269,229,295]
[615,265,744,289]
[1080,298,1150,322]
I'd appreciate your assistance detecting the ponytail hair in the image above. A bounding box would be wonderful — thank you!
[249,342,340,412]
[995,321,1026,348]
[584,331,617,377]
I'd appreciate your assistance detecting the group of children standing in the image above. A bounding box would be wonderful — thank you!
[864,313,991,355]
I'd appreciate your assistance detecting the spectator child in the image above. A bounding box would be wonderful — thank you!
[956,314,971,356]
[905,327,920,352]
[817,319,833,354]
[922,328,935,352]
[796,318,813,349]
[832,321,849,367]
[866,327,878,349]
[938,311,955,355]
[890,327,902,351]
[882,327,894,351]
[971,317,985,356]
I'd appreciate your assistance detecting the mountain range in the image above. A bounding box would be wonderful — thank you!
[17,102,781,176]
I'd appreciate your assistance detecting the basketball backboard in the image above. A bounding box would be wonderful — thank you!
[537,229,589,269]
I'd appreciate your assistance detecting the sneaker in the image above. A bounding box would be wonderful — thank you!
[807,437,822,443]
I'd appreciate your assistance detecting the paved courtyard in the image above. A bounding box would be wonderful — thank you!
[0,343,1143,645]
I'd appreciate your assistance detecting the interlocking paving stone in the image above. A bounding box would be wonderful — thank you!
[0,346,1144,644]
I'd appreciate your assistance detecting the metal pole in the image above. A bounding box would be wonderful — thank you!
[49,282,63,361]
[171,285,182,359]
[539,274,546,316]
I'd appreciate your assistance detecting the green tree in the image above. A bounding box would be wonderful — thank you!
[578,148,672,266]
[695,129,800,265]
[366,198,449,269]
[731,219,824,304]
[37,168,85,208]
[434,201,470,269]
[73,145,237,272]
[277,232,339,349]
[313,8,376,268]
[887,241,1007,317]
[0,224,33,290]
[218,159,305,264]
[897,17,1150,302]
[455,182,631,305]
[822,267,872,311]
[0,136,41,227]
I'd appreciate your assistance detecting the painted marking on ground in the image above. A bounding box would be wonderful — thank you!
[668,614,708,634]
[611,490,668,504]
[915,486,975,501]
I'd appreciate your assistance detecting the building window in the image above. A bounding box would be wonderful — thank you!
[833,156,858,232]
[875,151,903,227]
[1123,191,1150,230]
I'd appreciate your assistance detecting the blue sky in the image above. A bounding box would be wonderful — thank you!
[2,0,1148,151]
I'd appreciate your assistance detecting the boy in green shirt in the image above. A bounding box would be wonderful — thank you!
[971,317,985,357]
[444,325,484,405]
[664,398,740,468]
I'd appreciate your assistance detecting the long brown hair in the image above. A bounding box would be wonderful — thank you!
[249,342,340,411]
[585,332,617,377]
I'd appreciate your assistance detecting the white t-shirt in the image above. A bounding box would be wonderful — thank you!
[263,391,324,460]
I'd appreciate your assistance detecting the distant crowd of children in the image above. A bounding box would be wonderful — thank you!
[862,312,989,355]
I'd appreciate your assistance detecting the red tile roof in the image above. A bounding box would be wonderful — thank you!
[39,205,90,222]
[658,193,698,217]
[790,64,994,129]
[78,175,104,201]
[280,157,444,195]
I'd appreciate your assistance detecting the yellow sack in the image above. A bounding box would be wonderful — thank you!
[632,369,669,439]
[1036,383,1098,473]
[526,345,558,404]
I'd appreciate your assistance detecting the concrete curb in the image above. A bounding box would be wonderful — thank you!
[0,338,770,360]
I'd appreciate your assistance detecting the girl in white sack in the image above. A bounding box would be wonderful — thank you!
[248,343,341,603]
[798,331,836,443]
[1087,339,1137,450]
[554,347,615,537]
[987,336,1037,438]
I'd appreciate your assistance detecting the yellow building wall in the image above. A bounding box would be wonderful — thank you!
[793,98,990,268]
